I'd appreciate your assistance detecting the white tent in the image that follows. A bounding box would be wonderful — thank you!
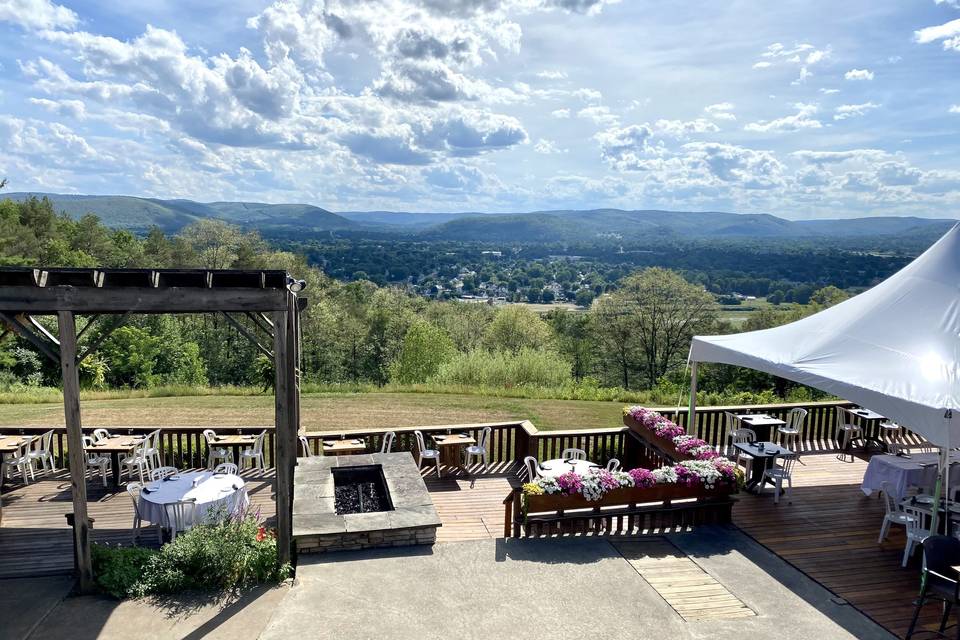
[688,223,960,448]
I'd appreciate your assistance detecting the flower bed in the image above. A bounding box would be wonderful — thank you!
[623,405,723,462]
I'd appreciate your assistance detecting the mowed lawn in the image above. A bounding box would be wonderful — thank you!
[0,392,628,431]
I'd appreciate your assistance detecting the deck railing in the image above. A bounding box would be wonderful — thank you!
[0,399,924,474]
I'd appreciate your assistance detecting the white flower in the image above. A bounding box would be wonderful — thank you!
[652,466,678,484]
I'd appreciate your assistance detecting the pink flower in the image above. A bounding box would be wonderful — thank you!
[628,468,657,488]
[594,470,620,491]
[556,471,583,496]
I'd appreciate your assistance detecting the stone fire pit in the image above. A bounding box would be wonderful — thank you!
[293,452,441,554]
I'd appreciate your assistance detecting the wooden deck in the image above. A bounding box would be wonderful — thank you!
[0,454,941,639]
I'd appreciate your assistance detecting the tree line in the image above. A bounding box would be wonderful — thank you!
[0,195,842,400]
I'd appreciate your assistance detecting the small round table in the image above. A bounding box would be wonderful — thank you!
[538,458,600,479]
[139,471,248,530]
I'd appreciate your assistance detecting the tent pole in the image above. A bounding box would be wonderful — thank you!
[688,360,698,432]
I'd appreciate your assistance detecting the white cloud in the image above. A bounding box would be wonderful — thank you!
[833,102,880,120]
[683,142,784,189]
[951,105,960,114]
[704,102,736,121]
[595,124,653,170]
[577,105,618,126]
[28,97,86,119]
[653,118,720,137]
[0,0,77,30]
[819,88,840,94]
[572,87,603,103]
[534,138,566,154]
[844,68,875,81]
[914,18,960,51]
[752,61,772,69]
[744,103,822,133]
[551,108,571,118]
[537,70,567,80]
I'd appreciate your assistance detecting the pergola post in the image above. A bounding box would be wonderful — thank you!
[272,307,293,566]
[58,310,93,593]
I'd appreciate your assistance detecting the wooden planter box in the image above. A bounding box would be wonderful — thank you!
[524,483,732,513]
[623,414,693,461]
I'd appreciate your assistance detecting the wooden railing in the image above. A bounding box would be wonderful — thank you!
[0,399,920,475]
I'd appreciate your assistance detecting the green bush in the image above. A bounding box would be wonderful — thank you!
[431,347,572,388]
[91,511,290,599]
[91,544,157,599]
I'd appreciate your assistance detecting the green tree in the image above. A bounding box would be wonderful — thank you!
[483,305,554,354]
[389,321,456,384]
[100,326,161,388]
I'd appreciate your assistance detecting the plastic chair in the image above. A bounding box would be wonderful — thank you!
[763,453,796,504]
[905,536,960,639]
[835,408,863,459]
[523,456,541,482]
[380,431,396,454]
[560,448,587,461]
[465,427,491,471]
[81,435,110,486]
[606,458,621,472]
[414,430,441,477]
[214,462,238,475]
[2,436,35,483]
[777,408,807,454]
[298,435,312,457]
[92,428,111,443]
[881,421,904,454]
[121,443,153,484]
[127,482,162,544]
[729,428,756,478]
[149,466,178,482]
[203,429,232,469]
[26,429,56,475]
[164,499,197,541]
[902,503,933,567]
[878,480,916,542]
[239,430,267,471]
[723,411,741,454]
[143,429,163,469]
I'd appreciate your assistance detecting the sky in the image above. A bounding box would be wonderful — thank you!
[0,0,959,219]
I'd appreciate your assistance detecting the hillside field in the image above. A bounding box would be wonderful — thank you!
[0,391,631,431]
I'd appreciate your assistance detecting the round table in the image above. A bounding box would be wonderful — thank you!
[139,471,248,529]
[538,458,600,479]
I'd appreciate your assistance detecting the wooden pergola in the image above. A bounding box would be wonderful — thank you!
[0,267,303,593]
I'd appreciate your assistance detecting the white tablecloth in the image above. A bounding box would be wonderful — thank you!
[861,453,960,500]
[538,458,600,479]
[139,471,248,529]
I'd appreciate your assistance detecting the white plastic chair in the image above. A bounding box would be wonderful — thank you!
[729,428,756,477]
[298,435,312,457]
[380,431,396,454]
[121,442,153,485]
[902,504,932,567]
[523,456,541,482]
[560,448,587,461]
[92,428,111,443]
[881,421,904,454]
[777,408,807,454]
[26,429,56,475]
[465,427,491,471]
[81,435,110,486]
[127,482,162,544]
[149,466,178,482]
[724,411,741,454]
[239,430,267,471]
[143,429,163,469]
[763,453,796,504]
[414,430,440,477]
[878,480,916,543]
[214,462,239,475]
[203,429,232,469]
[164,499,197,541]
[835,407,863,457]
[2,436,35,483]
[606,458,621,472]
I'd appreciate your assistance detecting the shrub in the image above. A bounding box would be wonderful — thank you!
[431,347,572,388]
[92,544,157,599]
[91,510,290,599]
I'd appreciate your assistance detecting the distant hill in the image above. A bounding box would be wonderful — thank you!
[4,193,356,233]
[3,193,955,241]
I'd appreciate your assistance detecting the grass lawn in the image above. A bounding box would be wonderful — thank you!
[0,391,629,431]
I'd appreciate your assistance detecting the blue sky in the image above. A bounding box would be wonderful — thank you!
[0,0,959,218]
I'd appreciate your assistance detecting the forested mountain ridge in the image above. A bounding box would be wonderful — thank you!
[5,192,956,241]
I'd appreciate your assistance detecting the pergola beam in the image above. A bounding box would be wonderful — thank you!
[0,287,287,314]
[77,310,132,364]
[220,312,274,359]
[0,311,60,364]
